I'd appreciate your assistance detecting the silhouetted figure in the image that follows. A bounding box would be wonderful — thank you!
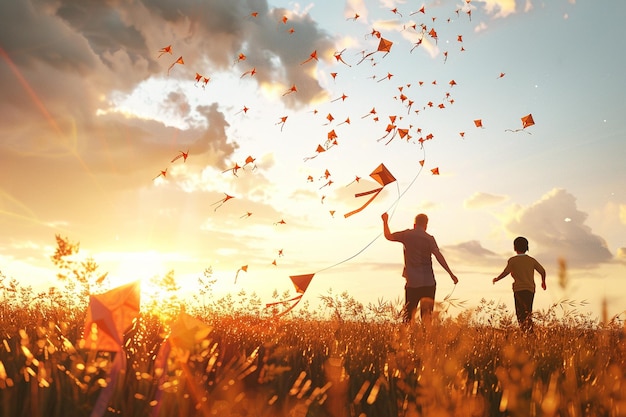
[493,236,546,332]
[382,212,458,324]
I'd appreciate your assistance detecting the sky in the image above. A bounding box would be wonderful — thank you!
[1,0,624,321]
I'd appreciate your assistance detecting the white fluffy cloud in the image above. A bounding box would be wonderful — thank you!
[464,192,508,209]
[504,188,613,267]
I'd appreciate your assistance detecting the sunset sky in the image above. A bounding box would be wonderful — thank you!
[1,0,624,320]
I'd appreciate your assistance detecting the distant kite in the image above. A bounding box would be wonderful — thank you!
[171,150,189,163]
[506,113,535,134]
[357,37,393,65]
[158,45,172,58]
[211,194,235,211]
[167,56,184,75]
[265,273,315,318]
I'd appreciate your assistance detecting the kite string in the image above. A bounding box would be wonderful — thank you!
[315,148,426,275]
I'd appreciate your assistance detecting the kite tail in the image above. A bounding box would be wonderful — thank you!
[343,188,383,218]
[265,295,303,318]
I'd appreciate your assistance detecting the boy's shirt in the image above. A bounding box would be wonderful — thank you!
[505,253,545,292]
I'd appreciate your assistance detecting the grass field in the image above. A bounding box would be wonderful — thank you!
[1,271,625,417]
[1,237,624,416]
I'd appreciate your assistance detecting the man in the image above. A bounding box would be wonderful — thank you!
[382,212,458,323]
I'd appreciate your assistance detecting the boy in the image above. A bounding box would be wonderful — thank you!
[493,236,546,332]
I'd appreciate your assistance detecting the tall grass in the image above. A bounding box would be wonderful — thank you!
[1,237,624,416]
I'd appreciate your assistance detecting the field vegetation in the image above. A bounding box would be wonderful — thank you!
[0,236,624,416]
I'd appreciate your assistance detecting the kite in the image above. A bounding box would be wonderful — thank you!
[333,49,352,67]
[390,8,403,17]
[243,155,257,169]
[377,72,394,83]
[240,67,256,78]
[303,144,326,161]
[346,13,360,21]
[410,6,426,15]
[265,273,315,318]
[331,93,348,102]
[167,56,184,75]
[474,119,484,128]
[211,194,235,211]
[300,50,318,65]
[344,163,396,218]
[276,116,288,131]
[83,281,141,417]
[171,150,189,163]
[235,265,248,284]
[222,163,241,176]
[506,113,535,134]
[362,107,377,118]
[240,212,253,219]
[158,45,173,58]
[357,37,393,65]
[431,167,440,175]
[83,281,141,352]
[153,169,167,181]
[274,219,286,225]
[235,105,250,115]
[283,84,298,96]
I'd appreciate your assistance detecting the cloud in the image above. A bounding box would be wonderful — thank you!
[504,188,613,267]
[620,204,626,225]
[441,240,501,266]
[464,192,508,209]
[616,248,626,263]
[476,0,517,18]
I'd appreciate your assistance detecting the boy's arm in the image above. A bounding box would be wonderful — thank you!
[493,265,510,284]
[536,261,547,290]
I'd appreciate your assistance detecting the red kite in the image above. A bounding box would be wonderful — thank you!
[303,144,326,161]
[283,84,297,96]
[362,107,377,118]
[265,273,314,318]
[411,6,426,15]
[431,167,440,175]
[222,163,241,176]
[235,265,248,284]
[167,56,184,75]
[171,150,189,163]
[158,45,172,58]
[211,194,235,211]
[240,67,256,78]
[331,93,348,102]
[153,169,167,181]
[334,49,352,67]
[243,155,256,169]
[300,50,318,65]
[83,281,140,416]
[474,119,484,128]
[357,37,393,65]
[345,163,397,218]
[506,113,535,134]
[276,116,288,131]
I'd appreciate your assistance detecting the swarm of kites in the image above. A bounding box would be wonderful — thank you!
[144,1,537,317]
